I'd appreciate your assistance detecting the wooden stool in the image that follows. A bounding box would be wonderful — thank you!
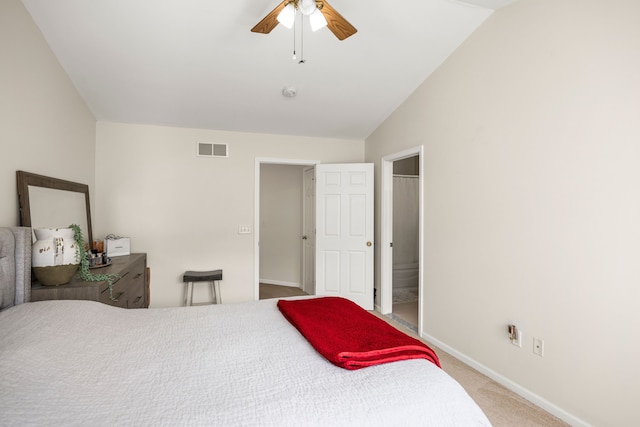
[182,269,223,306]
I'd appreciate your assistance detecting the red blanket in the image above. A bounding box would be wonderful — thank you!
[277,297,440,370]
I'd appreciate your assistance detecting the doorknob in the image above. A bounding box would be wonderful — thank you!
[302,235,308,240]
[366,241,372,247]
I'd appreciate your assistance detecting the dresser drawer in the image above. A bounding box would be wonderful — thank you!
[126,257,146,308]
[100,276,128,308]
[129,293,146,308]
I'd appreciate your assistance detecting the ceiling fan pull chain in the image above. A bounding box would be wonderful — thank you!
[292,13,297,60]
[299,12,306,64]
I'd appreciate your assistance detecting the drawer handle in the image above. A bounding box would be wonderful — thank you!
[112,291,125,302]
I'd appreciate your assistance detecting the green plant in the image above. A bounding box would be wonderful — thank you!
[69,224,120,301]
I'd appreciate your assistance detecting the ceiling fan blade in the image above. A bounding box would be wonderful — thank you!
[320,1,357,41]
[251,1,287,34]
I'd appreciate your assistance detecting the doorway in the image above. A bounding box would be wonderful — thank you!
[391,156,420,330]
[255,160,374,308]
[254,158,319,301]
[380,147,424,335]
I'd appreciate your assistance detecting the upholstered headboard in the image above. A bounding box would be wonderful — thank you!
[0,227,31,311]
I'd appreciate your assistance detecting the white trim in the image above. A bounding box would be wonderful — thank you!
[380,160,393,314]
[254,158,320,301]
[301,167,316,296]
[422,333,591,427]
[380,146,424,336]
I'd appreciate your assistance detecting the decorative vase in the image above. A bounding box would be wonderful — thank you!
[32,228,79,286]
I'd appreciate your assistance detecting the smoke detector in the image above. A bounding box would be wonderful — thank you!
[282,86,297,98]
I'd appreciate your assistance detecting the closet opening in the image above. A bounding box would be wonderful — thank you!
[254,158,319,301]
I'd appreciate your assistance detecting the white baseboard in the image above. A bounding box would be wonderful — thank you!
[259,279,301,288]
[421,333,590,427]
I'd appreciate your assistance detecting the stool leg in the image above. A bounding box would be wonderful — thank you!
[210,281,215,304]
[214,280,222,304]
[183,282,189,307]
[189,282,195,306]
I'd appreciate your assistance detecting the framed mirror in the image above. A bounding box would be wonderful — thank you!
[16,171,93,247]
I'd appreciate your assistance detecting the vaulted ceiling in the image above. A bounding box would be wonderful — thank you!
[22,0,518,139]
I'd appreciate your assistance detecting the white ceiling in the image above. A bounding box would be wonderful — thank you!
[22,0,518,140]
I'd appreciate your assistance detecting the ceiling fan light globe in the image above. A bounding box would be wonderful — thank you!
[277,3,296,29]
[309,9,328,32]
[299,0,317,16]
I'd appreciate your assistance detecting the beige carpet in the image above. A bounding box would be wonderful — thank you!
[259,284,568,426]
[378,317,569,427]
[259,283,308,299]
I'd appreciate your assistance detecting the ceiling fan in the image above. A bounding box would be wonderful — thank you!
[251,0,357,41]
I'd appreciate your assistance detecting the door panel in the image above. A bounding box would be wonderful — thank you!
[323,251,340,292]
[348,251,366,293]
[324,195,341,236]
[316,163,374,310]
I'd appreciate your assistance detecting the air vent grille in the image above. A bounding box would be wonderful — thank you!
[197,142,228,158]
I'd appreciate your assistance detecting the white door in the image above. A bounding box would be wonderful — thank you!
[302,167,315,295]
[315,163,374,310]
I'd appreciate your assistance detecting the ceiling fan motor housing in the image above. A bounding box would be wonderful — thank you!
[285,0,325,13]
[299,0,317,15]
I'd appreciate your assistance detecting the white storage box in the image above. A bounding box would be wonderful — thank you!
[105,237,130,257]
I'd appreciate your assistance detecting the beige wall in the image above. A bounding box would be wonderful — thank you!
[0,0,96,228]
[8,0,636,423]
[365,0,640,425]
[260,164,306,287]
[95,122,363,307]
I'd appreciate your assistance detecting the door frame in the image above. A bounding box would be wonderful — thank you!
[302,167,316,295]
[380,146,424,335]
[254,158,320,301]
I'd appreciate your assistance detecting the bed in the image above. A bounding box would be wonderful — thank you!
[0,227,491,426]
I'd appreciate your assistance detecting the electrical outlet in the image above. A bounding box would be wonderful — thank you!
[238,225,252,234]
[533,337,544,356]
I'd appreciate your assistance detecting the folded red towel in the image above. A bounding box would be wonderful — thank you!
[277,297,440,370]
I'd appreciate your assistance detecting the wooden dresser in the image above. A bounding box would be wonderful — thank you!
[31,253,148,308]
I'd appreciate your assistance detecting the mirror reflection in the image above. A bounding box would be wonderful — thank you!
[28,186,89,243]
[16,171,93,247]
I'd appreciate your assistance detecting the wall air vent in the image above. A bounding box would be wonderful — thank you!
[197,142,228,158]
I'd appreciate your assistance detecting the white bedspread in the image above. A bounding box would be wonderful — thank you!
[0,299,491,426]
